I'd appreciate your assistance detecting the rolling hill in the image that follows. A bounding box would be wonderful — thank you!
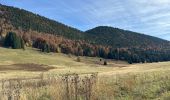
[1,4,170,63]
[86,26,170,48]
[1,4,170,48]
[1,3,170,100]
[0,4,84,40]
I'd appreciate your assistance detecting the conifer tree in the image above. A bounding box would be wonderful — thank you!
[4,32,24,49]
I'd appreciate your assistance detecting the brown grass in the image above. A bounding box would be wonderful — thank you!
[1,71,170,100]
[0,72,98,100]
[1,48,170,99]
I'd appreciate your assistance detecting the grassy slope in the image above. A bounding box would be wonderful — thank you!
[0,47,127,78]
[0,47,170,78]
[1,47,170,99]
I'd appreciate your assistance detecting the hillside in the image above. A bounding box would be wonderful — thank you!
[1,4,170,63]
[0,4,84,40]
[86,26,170,48]
[1,4,170,48]
[1,4,170,49]
[1,2,170,100]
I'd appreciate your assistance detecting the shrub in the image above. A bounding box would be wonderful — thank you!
[104,60,107,65]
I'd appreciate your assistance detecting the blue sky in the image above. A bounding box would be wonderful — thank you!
[1,0,170,40]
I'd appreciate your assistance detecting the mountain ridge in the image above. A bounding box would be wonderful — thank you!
[0,4,85,40]
[85,26,170,48]
[1,4,169,44]
[1,4,170,63]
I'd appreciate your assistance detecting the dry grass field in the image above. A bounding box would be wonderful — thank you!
[0,47,170,100]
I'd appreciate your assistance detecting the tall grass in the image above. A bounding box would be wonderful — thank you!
[97,71,170,100]
[1,71,170,100]
[0,72,98,100]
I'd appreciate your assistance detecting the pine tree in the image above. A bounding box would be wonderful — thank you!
[108,50,114,59]
[4,32,24,49]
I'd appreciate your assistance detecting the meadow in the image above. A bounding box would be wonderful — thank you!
[0,47,170,100]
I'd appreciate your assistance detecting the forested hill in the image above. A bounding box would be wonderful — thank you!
[1,4,170,64]
[86,26,170,48]
[1,4,170,49]
[0,4,84,40]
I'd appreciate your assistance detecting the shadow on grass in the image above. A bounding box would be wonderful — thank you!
[0,63,55,72]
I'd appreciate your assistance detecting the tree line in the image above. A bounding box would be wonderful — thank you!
[2,31,170,64]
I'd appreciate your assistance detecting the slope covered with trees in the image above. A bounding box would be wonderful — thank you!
[0,4,84,40]
[1,4,169,48]
[1,4,170,64]
[86,26,170,48]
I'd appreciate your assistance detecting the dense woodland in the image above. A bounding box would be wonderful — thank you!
[1,4,170,64]
[0,4,84,40]
[86,26,170,48]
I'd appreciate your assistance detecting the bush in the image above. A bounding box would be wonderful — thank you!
[33,38,50,53]
[104,60,107,65]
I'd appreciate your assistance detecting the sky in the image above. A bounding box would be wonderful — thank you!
[1,0,170,40]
